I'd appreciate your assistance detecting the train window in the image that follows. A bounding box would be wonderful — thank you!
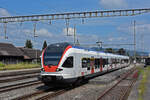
[108,59,112,64]
[87,58,90,70]
[121,59,124,64]
[82,58,88,68]
[62,56,73,68]
[119,59,121,63]
[117,59,119,63]
[102,59,108,67]
[113,59,115,64]
[112,59,116,64]
[95,59,100,69]
[44,52,62,66]
[124,59,128,63]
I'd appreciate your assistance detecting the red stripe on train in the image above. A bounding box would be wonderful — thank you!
[100,58,103,72]
[58,45,72,66]
[43,45,72,72]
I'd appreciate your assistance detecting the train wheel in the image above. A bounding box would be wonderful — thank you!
[43,82,51,86]
[72,77,85,86]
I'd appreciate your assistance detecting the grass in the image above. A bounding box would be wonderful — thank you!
[0,62,40,70]
[138,66,150,100]
[0,62,5,67]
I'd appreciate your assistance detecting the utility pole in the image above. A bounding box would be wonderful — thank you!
[141,33,144,52]
[4,22,8,39]
[133,20,136,64]
[74,24,76,45]
[65,19,70,36]
[33,22,38,64]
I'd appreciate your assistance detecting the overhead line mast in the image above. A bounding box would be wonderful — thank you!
[0,8,150,23]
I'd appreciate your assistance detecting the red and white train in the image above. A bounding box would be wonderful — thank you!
[40,42,129,86]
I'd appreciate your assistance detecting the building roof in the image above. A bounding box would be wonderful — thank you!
[0,43,24,57]
[18,47,42,59]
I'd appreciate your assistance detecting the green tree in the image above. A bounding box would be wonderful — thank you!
[117,48,126,55]
[25,40,33,48]
[42,40,47,50]
[105,48,115,53]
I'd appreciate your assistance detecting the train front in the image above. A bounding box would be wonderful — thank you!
[40,42,76,86]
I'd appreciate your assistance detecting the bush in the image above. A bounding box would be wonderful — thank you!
[0,62,5,67]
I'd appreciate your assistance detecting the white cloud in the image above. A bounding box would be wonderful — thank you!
[36,28,52,37]
[77,34,100,44]
[117,23,150,35]
[100,0,127,8]
[23,29,31,34]
[108,37,126,42]
[63,27,75,36]
[23,28,52,37]
[136,24,150,33]
[0,8,10,17]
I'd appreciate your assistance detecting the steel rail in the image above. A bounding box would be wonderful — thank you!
[0,73,39,83]
[119,70,139,100]
[12,87,62,100]
[97,67,137,100]
[0,80,42,93]
[36,89,68,100]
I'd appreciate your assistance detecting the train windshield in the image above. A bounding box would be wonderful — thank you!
[43,43,70,66]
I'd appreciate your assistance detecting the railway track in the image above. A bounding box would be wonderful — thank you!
[0,73,39,83]
[0,65,136,100]
[97,67,138,100]
[36,88,70,100]
[0,80,42,93]
[12,83,84,100]
[0,69,42,95]
[12,87,68,100]
[11,66,135,100]
[0,68,40,78]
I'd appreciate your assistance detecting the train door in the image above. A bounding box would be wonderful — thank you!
[81,58,89,76]
[111,58,113,69]
[100,58,103,72]
[102,58,108,71]
[90,57,95,74]
[108,58,112,70]
[61,56,75,78]
[74,54,81,77]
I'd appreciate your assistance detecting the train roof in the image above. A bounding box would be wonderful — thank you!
[47,42,129,59]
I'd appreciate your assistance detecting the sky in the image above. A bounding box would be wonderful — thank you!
[0,0,150,52]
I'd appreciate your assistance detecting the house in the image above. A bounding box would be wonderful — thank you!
[0,42,42,64]
[17,47,42,63]
[0,43,24,64]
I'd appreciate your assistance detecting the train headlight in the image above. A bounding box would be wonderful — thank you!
[41,68,45,71]
[56,68,63,72]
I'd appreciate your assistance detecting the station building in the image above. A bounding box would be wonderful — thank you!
[0,43,41,64]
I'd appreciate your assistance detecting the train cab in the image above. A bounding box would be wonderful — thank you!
[40,43,77,86]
